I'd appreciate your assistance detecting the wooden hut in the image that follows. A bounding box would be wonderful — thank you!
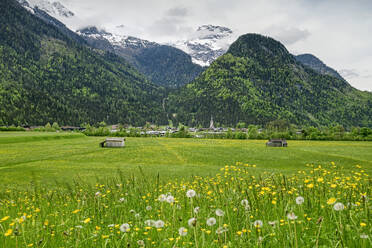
[266,139,288,147]
[100,138,125,148]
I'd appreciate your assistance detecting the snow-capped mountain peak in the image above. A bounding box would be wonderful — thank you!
[77,26,159,50]
[23,0,74,18]
[170,25,237,66]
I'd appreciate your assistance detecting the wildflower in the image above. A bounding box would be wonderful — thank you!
[166,195,175,204]
[72,209,80,214]
[119,198,125,203]
[186,189,196,198]
[188,218,196,227]
[194,207,200,214]
[360,222,367,227]
[241,199,249,207]
[108,224,115,228]
[102,235,109,239]
[306,183,314,189]
[158,194,167,202]
[317,177,324,183]
[216,226,228,234]
[296,196,304,205]
[179,227,187,236]
[360,234,369,239]
[95,192,101,197]
[206,217,217,226]
[155,220,164,228]
[146,206,152,211]
[333,202,345,211]
[216,209,225,217]
[145,220,156,227]
[254,220,263,228]
[268,221,277,227]
[83,218,91,224]
[0,216,10,222]
[4,229,12,237]
[287,212,298,220]
[327,197,337,205]
[120,223,130,232]
[330,184,337,188]
[137,240,145,246]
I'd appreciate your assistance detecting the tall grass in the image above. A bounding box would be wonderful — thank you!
[0,162,370,247]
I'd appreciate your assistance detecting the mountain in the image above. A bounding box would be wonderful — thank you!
[78,26,203,88]
[0,0,167,126]
[295,54,344,80]
[167,34,372,128]
[17,0,85,44]
[170,25,237,66]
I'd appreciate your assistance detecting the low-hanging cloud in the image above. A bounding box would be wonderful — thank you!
[264,26,311,46]
[166,7,189,17]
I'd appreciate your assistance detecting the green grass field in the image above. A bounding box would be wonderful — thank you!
[0,132,371,187]
[1,132,371,247]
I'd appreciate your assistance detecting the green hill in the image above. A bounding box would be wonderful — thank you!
[0,0,167,126]
[167,34,372,127]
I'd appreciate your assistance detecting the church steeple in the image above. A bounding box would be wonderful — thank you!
[209,116,215,129]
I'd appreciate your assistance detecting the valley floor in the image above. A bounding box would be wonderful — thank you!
[0,132,371,188]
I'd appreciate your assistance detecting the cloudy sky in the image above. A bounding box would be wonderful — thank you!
[59,0,372,91]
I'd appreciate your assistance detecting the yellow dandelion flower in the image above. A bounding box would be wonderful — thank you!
[1,216,10,222]
[72,209,80,214]
[307,183,314,188]
[4,229,12,237]
[83,218,91,224]
[327,197,336,205]
[317,178,324,183]
[330,184,337,188]
[360,222,367,227]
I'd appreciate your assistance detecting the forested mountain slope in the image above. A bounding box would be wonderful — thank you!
[167,34,372,127]
[0,0,167,126]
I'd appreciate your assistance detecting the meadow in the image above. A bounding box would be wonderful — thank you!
[0,132,371,247]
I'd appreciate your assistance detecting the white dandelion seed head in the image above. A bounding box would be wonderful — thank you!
[119,198,125,203]
[333,202,345,211]
[296,196,304,205]
[188,217,196,227]
[158,194,167,202]
[75,225,83,229]
[216,209,225,217]
[137,240,145,246]
[120,223,130,232]
[268,221,277,226]
[287,212,298,220]
[194,207,200,214]
[241,199,249,206]
[95,191,101,196]
[179,227,188,236]
[135,213,140,219]
[146,206,152,211]
[107,224,115,228]
[186,189,196,198]
[129,209,136,214]
[254,220,263,228]
[360,234,368,239]
[166,195,175,204]
[155,220,165,228]
[206,217,217,226]
[144,220,156,227]
[216,226,228,234]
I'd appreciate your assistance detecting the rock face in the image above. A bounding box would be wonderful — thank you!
[170,25,237,66]
[295,54,345,80]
